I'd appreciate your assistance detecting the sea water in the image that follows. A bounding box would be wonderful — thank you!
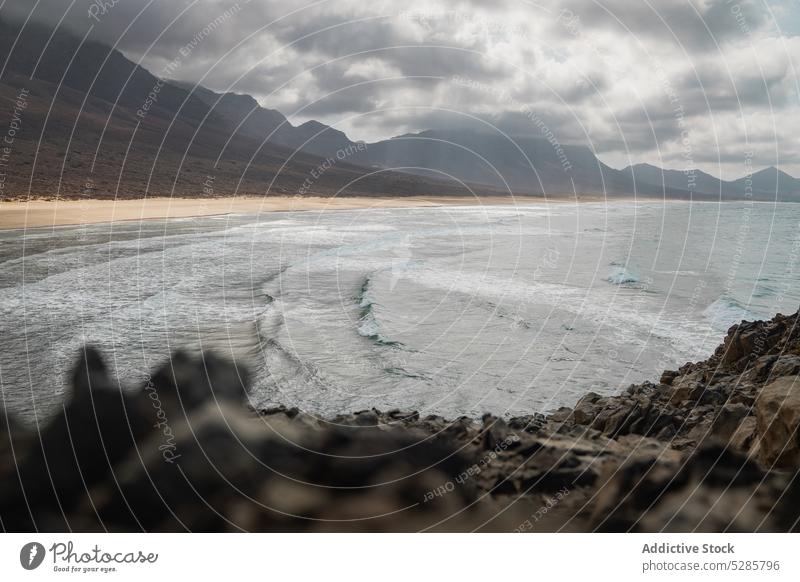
[1,200,798,422]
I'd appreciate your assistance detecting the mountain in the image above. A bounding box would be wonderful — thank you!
[0,17,490,201]
[186,82,800,200]
[169,82,354,159]
[623,163,724,197]
[351,129,627,195]
[190,84,800,200]
[623,163,800,200]
[169,82,291,140]
[1,16,798,202]
[357,133,800,200]
[0,18,213,126]
[161,85,653,196]
[729,167,800,199]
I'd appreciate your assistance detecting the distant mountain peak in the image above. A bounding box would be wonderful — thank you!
[295,119,348,137]
[751,166,796,179]
[629,162,662,171]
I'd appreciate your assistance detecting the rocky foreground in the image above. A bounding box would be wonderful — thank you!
[2,311,800,532]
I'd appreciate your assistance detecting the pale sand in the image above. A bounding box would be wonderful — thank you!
[0,195,585,230]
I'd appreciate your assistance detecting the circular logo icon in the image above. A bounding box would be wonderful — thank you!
[20,542,46,570]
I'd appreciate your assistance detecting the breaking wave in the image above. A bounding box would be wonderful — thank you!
[355,276,403,347]
[605,263,639,285]
[703,297,755,330]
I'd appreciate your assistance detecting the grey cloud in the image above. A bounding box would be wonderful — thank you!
[557,0,768,50]
[0,0,795,177]
[676,59,795,111]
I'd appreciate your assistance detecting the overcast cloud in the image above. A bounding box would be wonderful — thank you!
[2,0,799,178]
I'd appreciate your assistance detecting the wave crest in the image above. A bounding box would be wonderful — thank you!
[605,264,639,285]
[703,297,755,330]
[356,276,403,347]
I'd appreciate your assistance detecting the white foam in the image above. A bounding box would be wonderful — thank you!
[703,298,755,331]
[605,265,639,285]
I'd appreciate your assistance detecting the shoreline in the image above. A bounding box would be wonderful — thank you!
[1,194,615,230]
[0,195,783,231]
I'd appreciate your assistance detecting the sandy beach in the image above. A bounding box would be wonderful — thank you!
[0,195,572,230]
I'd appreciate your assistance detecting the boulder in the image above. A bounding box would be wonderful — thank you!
[668,374,703,405]
[771,355,800,378]
[480,414,511,450]
[386,409,420,422]
[730,417,757,453]
[353,409,380,426]
[756,376,800,468]
[571,392,601,425]
[660,370,679,385]
[592,443,787,532]
[717,320,783,370]
[507,414,547,433]
[710,403,750,441]
[750,355,778,381]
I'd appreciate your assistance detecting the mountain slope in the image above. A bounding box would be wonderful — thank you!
[350,129,634,195]
[191,83,800,200]
[2,16,798,201]
[623,163,724,197]
[0,18,215,126]
[172,82,357,159]
[729,167,800,199]
[0,17,492,201]
[622,163,800,200]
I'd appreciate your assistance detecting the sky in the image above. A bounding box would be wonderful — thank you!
[2,0,799,179]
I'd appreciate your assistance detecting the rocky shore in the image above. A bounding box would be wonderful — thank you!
[1,311,799,532]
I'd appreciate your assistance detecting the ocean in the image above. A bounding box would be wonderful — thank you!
[1,200,798,423]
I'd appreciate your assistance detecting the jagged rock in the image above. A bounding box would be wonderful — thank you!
[559,313,800,464]
[0,349,515,532]
[751,354,779,381]
[756,376,800,468]
[511,433,622,494]
[386,409,420,422]
[571,392,601,424]
[3,308,800,532]
[771,355,800,378]
[480,414,511,450]
[507,414,547,433]
[352,409,380,426]
[443,416,480,442]
[698,384,729,406]
[0,347,153,531]
[91,403,491,531]
[711,402,751,441]
[592,443,792,532]
[548,407,573,423]
[730,417,758,453]
[146,350,249,413]
[716,316,790,371]
[668,373,704,404]
[603,402,639,436]
[0,409,26,483]
[258,404,289,416]
[417,414,449,433]
[660,370,679,385]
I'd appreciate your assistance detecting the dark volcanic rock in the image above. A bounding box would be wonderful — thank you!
[756,376,800,468]
[1,309,800,531]
[0,349,506,532]
[0,347,153,531]
[593,443,799,532]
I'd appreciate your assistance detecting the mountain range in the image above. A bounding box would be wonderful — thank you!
[1,16,798,201]
[0,17,481,201]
